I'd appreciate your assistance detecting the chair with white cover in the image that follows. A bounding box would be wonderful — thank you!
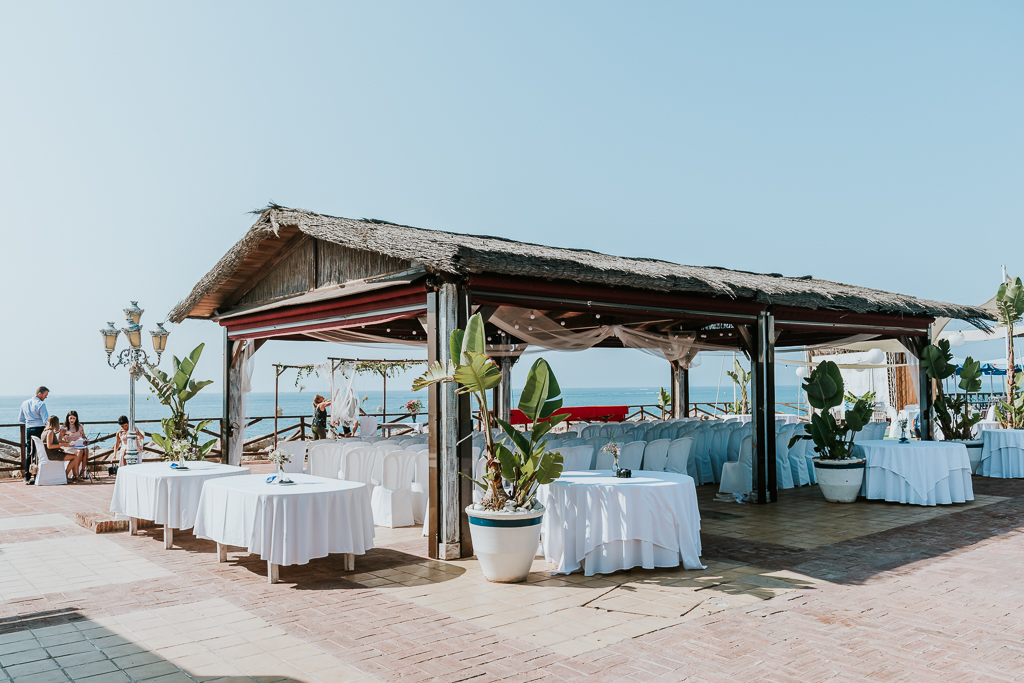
[553,446,592,472]
[641,439,671,471]
[371,450,417,528]
[408,442,430,453]
[709,428,732,482]
[691,430,715,484]
[371,442,402,486]
[618,441,645,470]
[358,416,378,437]
[340,447,376,490]
[773,432,798,488]
[585,437,609,468]
[32,437,67,486]
[665,437,694,475]
[720,436,753,496]
[308,442,345,479]
[582,425,603,439]
[410,449,429,524]
[277,440,307,475]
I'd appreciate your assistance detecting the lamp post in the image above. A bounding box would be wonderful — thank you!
[99,302,170,466]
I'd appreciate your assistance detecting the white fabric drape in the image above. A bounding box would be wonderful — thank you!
[332,362,360,430]
[489,307,704,367]
[230,341,255,467]
[306,329,426,348]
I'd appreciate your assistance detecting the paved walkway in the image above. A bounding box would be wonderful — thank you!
[2,469,1024,682]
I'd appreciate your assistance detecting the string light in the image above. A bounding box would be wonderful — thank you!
[386,328,391,333]
[530,311,536,320]
[514,324,520,329]
[560,321,565,326]
[527,326,533,331]
[595,314,601,319]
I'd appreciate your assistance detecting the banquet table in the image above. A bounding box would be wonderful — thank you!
[979,429,1024,478]
[974,420,1003,438]
[852,440,973,506]
[537,470,704,577]
[193,473,374,583]
[109,462,250,549]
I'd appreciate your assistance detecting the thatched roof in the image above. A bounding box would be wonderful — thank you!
[168,204,992,328]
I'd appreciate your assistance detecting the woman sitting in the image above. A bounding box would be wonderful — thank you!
[41,416,79,481]
[113,415,146,466]
[62,411,88,479]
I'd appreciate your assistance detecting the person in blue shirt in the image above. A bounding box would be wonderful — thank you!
[18,386,50,485]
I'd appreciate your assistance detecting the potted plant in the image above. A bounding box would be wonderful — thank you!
[144,343,217,462]
[921,340,986,472]
[412,313,565,583]
[790,361,873,503]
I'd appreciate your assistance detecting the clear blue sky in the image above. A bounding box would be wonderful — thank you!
[1,2,1021,399]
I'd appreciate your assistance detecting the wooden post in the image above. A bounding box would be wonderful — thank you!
[426,289,440,559]
[163,524,173,550]
[222,329,231,464]
[919,329,934,440]
[226,340,243,467]
[751,311,777,504]
[499,357,513,422]
[682,367,691,418]
[217,543,227,562]
[457,288,474,559]
[274,367,279,451]
[670,362,681,419]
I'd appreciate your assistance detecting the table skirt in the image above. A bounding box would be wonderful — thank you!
[862,467,973,505]
[979,429,1024,478]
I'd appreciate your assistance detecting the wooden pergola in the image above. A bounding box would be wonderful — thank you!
[169,204,992,560]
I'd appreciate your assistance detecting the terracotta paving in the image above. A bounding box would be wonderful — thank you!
[2,469,1024,681]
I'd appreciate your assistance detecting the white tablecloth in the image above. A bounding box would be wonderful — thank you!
[537,470,704,576]
[193,473,374,566]
[853,440,973,506]
[109,462,250,530]
[979,429,1024,478]
[974,420,1003,438]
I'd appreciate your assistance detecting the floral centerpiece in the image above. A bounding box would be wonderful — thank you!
[164,438,201,467]
[405,399,424,422]
[268,448,293,484]
[897,418,909,443]
[601,442,621,470]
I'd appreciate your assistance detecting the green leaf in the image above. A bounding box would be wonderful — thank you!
[803,361,844,411]
[496,417,531,458]
[411,360,456,391]
[518,358,562,420]
[449,329,464,363]
[459,472,488,490]
[494,442,517,481]
[462,313,486,357]
[453,351,501,394]
[534,451,564,486]
[199,438,217,456]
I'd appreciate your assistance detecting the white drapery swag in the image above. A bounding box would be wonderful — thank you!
[490,307,703,367]
[230,340,256,467]
[330,362,360,431]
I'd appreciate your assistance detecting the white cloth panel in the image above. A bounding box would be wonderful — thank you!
[979,429,1024,478]
[193,473,374,566]
[853,441,973,505]
[110,462,250,530]
[538,470,704,576]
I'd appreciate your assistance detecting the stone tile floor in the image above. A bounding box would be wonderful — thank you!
[2,468,1024,681]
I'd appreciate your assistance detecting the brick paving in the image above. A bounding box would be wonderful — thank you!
[1,472,1024,681]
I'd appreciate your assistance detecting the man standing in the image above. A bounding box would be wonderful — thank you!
[18,386,50,485]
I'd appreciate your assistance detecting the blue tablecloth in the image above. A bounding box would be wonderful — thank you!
[853,440,973,506]
[979,429,1024,478]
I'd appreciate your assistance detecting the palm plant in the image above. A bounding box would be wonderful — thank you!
[921,340,984,440]
[412,313,565,510]
[657,387,672,419]
[790,361,873,460]
[995,276,1024,428]
[726,360,750,414]
[143,343,216,459]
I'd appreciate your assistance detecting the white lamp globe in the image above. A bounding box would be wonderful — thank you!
[795,366,811,379]
[948,331,966,347]
[864,348,886,365]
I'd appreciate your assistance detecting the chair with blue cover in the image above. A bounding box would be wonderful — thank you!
[719,435,753,496]
[665,437,695,475]
[642,439,671,471]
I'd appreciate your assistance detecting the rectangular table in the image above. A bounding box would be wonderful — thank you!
[537,470,704,576]
[193,473,374,583]
[109,462,250,549]
[852,440,973,506]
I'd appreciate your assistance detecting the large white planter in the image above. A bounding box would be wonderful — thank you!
[813,458,866,503]
[465,504,544,583]
[950,439,984,474]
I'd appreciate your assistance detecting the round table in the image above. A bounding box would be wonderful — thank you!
[193,473,374,583]
[852,440,973,506]
[979,429,1024,478]
[537,470,704,577]
[109,462,250,548]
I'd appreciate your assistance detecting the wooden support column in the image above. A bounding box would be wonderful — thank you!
[457,289,474,559]
[669,362,681,419]
[498,356,514,422]
[751,311,777,503]
[427,282,472,560]
[682,367,690,418]
[919,328,934,441]
[221,329,231,464]
[225,337,264,466]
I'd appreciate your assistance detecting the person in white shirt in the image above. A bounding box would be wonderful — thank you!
[17,386,50,485]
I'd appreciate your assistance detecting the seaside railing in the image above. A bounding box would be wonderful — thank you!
[0,402,815,474]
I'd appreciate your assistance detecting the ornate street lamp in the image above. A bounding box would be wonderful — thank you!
[100,302,169,466]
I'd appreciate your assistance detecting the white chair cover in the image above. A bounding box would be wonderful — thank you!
[665,437,694,474]
[709,429,732,481]
[308,442,345,479]
[719,435,753,495]
[33,437,67,486]
[773,432,796,489]
[340,447,376,490]
[276,441,307,474]
[411,449,429,524]
[370,450,417,527]
[618,441,645,470]
[359,416,378,437]
[552,446,592,472]
[585,437,609,468]
[642,439,670,472]
[371,443,402,486]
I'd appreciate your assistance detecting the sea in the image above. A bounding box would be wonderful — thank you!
[0,386,803,443]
